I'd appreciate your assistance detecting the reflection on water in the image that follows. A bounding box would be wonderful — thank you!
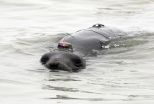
[0,0,154,104]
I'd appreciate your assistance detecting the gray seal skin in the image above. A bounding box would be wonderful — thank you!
[40,24,126,72]
[40,51,85,72]
[60,24,126,55]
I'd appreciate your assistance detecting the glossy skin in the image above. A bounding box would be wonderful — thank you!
[40,24,126,72]
[40,51,85,72]
[59,24,126,55]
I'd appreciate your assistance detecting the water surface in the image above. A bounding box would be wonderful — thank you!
[0,0,154,104]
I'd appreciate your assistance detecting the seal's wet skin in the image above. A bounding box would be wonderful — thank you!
[40,24,127,72]
[40,51,85,72]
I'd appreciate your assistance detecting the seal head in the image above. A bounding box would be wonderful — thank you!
[40,51,85,72]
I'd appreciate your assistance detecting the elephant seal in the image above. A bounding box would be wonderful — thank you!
[40,24,126,72]
[40,51,85,72]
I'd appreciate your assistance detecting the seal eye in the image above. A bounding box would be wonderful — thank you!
[73,59,82,67]
[40,55,49,64]
[71,56,85,68]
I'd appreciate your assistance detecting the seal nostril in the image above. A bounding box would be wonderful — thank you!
[48,63,59,69]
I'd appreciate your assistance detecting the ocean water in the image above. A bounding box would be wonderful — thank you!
[0,0,154,104]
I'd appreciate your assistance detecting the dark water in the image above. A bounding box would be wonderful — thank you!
[0,0,154,104]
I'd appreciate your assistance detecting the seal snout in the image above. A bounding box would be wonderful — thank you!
[47,62,60,69]
[46,59,67,70]
[40,52,85,72]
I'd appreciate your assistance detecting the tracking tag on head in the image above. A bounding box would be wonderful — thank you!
[58,39,73,52]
